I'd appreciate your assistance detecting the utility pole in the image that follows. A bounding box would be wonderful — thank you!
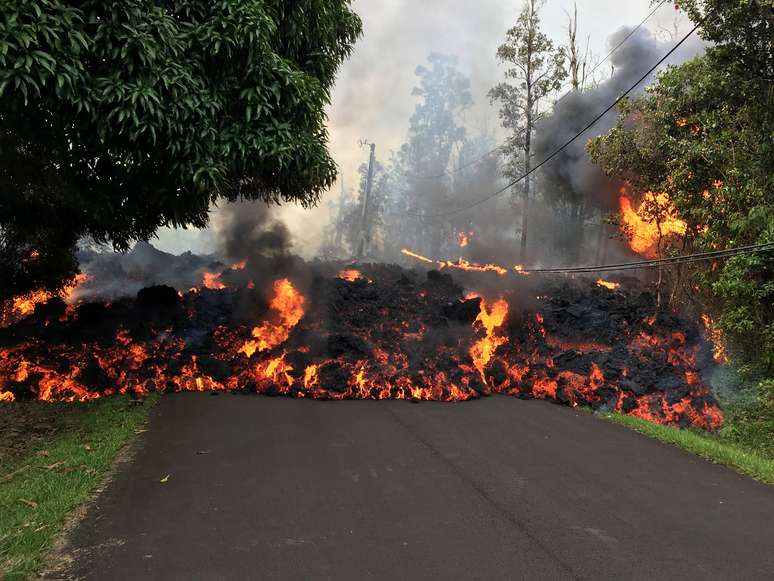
[356,141,376,259]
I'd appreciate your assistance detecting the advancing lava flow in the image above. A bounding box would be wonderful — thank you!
[0,266,723,430]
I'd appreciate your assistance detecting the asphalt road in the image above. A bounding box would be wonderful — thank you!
[50,393,774,580]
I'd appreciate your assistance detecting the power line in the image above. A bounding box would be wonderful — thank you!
[414,0,670,181]
[409,18,701,219]
[522,243,774,274]
[401,243,774,275]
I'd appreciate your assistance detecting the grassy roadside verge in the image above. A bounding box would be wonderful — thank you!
[599,411,774,485]
[0,395,157,580]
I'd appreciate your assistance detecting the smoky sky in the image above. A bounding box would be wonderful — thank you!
[534,25,705,213]
[152,0,698,258]
[212,201,292,263]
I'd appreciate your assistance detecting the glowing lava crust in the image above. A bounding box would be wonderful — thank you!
[0,266,722,430]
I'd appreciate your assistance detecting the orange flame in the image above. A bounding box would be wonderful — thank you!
[402,248,515,277]
[1,274,90,327]
[618,189,687,257]
[203,271,226,290]
[338,269,363,282]
[401,249,434,264]
[596,279,620,291]
[303,365,320,389]
[240,279,305,357]
[457,231,473,247]
[438,259,508,276]
[11,289,51,317]
[470,298,509,384]
[701,314,727,364]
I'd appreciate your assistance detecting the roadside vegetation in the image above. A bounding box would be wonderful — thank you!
[601,401,773,485]
[599,373,774,484]
[0,395,156,580]
[588,0,773,479]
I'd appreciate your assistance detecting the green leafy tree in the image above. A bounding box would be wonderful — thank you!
[672,0,773,80]
[489,0,566,262]
[588,1,773,370]
[0,0,361,300]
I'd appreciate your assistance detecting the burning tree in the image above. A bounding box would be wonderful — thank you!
[587,1,773,371]
[0,1,362,301]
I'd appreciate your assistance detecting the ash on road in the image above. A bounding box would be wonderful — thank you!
[50,394,774,581]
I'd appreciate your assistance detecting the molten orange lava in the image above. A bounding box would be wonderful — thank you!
[0,269,724,431]
[402,248,516,277]
[513,265,530,276]
[438,258,508,276]
[203,271,226,290]
[240,279,305,357]
[596,279,620,291]
[618,189,687,257]
[338,269,363,282]
[1,274,91,327]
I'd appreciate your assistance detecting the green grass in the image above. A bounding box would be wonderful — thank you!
[599,411,774,485]
[0,395,156,580]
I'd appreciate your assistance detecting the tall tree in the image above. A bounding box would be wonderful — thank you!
[397,53,472,257]
[489,0,566,263]
[0,0,362,300]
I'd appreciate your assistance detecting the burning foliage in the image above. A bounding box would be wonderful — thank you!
[618,188,687,258]
[0,263,722,430]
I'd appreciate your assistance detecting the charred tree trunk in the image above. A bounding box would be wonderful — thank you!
[568,3,580,91]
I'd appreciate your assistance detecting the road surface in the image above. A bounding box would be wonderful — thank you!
[49,393,774,580]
